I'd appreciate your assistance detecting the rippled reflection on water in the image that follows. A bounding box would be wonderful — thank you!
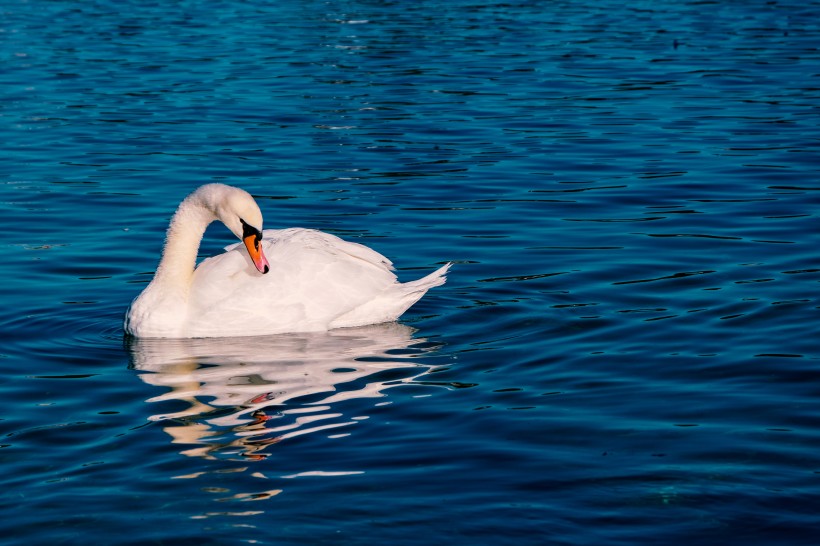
[127,324,441,460]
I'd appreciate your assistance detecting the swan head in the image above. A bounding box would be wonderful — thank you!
[201,184,270,274]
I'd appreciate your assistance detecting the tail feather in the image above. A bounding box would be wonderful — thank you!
[329,263,452,329]
[398,262,451,295]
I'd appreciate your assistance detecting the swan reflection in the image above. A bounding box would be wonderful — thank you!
[127,323,440,460]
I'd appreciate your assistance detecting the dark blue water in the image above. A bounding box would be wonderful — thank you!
[2,1,820,544]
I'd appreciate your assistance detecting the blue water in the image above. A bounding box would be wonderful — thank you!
[2,0,820,544]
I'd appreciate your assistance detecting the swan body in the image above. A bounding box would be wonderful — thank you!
[124,184,450,338]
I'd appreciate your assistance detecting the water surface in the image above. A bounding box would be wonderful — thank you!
[2,1,820,544]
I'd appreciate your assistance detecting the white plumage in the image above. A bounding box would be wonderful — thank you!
[124,184,450,338]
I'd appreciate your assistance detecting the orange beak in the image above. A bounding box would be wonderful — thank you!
[243,231,270,274]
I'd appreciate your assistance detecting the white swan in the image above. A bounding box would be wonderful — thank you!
[124,184,450,338]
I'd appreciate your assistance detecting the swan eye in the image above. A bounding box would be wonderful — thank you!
[240,218,262,250]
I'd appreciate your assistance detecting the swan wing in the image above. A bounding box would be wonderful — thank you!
[186,228,400,336]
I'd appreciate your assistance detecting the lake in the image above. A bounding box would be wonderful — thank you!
[2,0,820,544]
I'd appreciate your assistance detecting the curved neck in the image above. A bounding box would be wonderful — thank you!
[153,192,216,289]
